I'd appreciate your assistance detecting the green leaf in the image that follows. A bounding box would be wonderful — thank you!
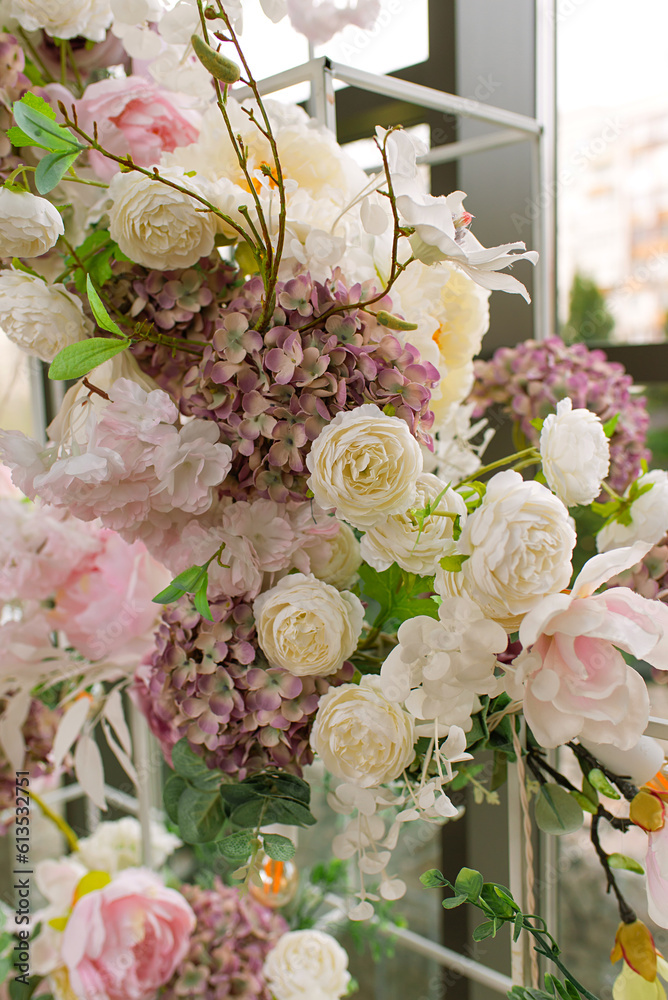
[530,417,544,433]
[35,148,81,194]
[86,275,125,337]
[358,563,439,631]
[263,833,296,862]
[163,773,186,824]
[262,796,317,827]
[479,882,518,919]
[217,831,254,859]
[439,554,470,572]
[171,738,210,780]
[193,571,213,621]
[581,775,599,807]
[177,786,226,844]
[420,869,447,889]
[6,125,40,148]
[67,230,118,294]
[569,790,599,815]
[535,783,584,836]
[513,911,524,942]
[454,867,484,903]
[608,853,644,875]
[472,920,498,942]
[441,894,467,909]
[13,93,84,152]
[603,413,619,438]
[587,768,620,800]
[153,564,208,604]
[48,336,129,380]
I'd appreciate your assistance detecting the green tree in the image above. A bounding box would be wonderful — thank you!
[562,272,615,344]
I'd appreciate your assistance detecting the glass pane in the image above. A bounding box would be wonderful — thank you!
[557,0,668,345]
[315,0,429,77]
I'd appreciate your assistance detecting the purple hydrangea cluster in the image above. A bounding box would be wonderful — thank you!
[161,878,287,1000]
[0,698,60,816]
[134,596,350,779]
[175,271,439,502]
[469,337,650,492]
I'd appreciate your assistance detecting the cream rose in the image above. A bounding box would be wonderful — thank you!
[108,167,217,270]
[436,470,576,630]
[308,521,362,589]
[306,404,423,530]
[0,271,92,361]
[11,0,113,40]
[253,573,364,677]
[361,473,467,577]
[0,188,64,257]
[539,397,610,507]
[263,930,351,1000]
[597,470,668,553]
[310,675,415,787]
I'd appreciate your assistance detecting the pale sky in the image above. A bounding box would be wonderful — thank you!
[558,0,668,111]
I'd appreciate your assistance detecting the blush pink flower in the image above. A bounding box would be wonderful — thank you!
[48,530,170,663]
[61,867,195,1000]
[76,76,199,181]
[647,815,668,929]
[505,542,668,749]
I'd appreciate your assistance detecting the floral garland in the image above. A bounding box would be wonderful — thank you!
[1,3,668,1000]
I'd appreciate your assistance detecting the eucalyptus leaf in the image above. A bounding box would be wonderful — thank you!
[263,833,296,862]
[171,739,210,781]
[163,773,186,824]
[177,786,225,844]
[472,919,498,942]
[48,336,129,380]
[217,831,254,860]
[535,783,584,836]
[35,149,81,194]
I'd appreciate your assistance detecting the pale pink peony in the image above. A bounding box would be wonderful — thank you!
[48,530,170,663]
[505,542,668,749]
[76,76,199,181]
[61,867,195,1000]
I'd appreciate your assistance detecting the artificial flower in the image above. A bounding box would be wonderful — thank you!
[597,471,668,553]
[10,0,113,41]
[263,929,351,1000]
[310,675,415,788]
[436,470,576,630]
[611,920,668,999]
[306,403,424,530]
[306,520,362,589]
[254,572,364,677]
[0,270,92,362]
[505,542,668,748]
[75,817,181,874]
[0,188,63,257]
[539,396,610,506]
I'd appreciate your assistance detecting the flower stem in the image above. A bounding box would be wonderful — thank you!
[30,789,79,853]
[459,447,540,484]
[590,814,637,924]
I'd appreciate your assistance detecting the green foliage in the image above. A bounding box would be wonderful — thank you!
[66,231,126,294]
[48,337,129,380]
[439,554,469,572]
[35,149,81,194]
[357,562,439,635]
[562,272,614,345]
[153,563,213,621]
[607,853,644,875]
[586,768,621,800]
[86,275,125,336]
[263,833,297,862]
[534,784,584,836]
[9,93,86,193]
[465,695,517,762]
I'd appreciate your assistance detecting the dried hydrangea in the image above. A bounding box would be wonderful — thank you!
[469,337,650,492]
[161,878,287,1000]
[134,596,352,779]
[176,271,439,502]
[0,698,60,816]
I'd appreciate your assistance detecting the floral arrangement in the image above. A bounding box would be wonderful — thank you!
[1,3,668,1000]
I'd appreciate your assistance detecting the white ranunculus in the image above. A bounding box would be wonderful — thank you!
[306,404,423,530]
[76,817,181,874]
[308,521,362,589]
[361,473,467,577]
[310,675,415,787]
[11,0,112,40]
[436,470,576,630]
[253,573,364,677]
[539,397,610,507]
[264,930,351,1000]
[597,470,668,553]
[107,167,217,270]
[0,189,64,257]
[0,271,92,362]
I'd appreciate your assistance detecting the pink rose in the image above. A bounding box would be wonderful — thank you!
[61,868,195,1000]
[76,76,199,180]
[506,542,668,749]
[48,530,170,663]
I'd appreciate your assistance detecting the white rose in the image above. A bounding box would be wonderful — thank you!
[361,473,467,577]
[310,675,415,787]
[0,189,64,258]
[108,167,217,270]
[254,573,364,677]
[597,470,668,553]
[0,271,92,361]
[308,521,362,589]
[264,930,351,1000]
[11,0,112,40]
[539,397,610,507]
[76,818,181,875]
[436,470,576,630]
[306,404,423,530]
